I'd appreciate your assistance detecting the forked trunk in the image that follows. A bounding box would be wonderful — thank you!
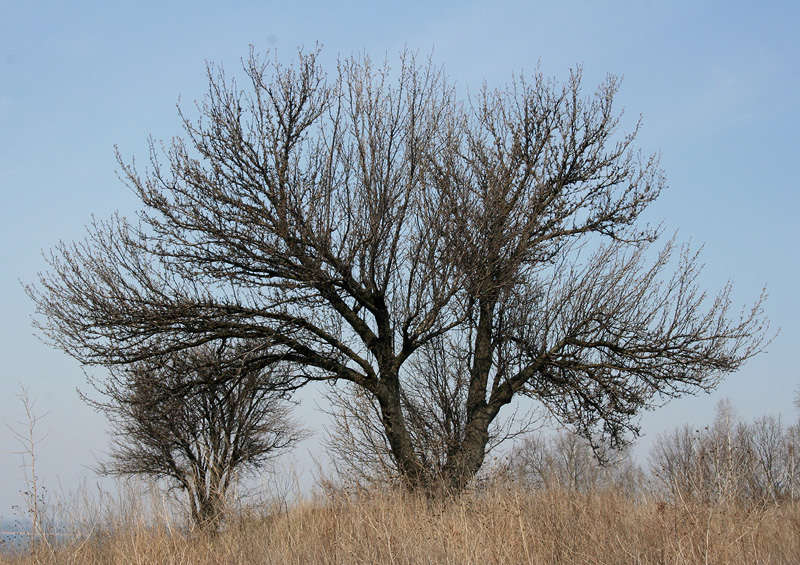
[378,377,496,496]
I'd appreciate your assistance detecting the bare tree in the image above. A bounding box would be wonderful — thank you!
[507,429,643,494]
[83,340,305,529]
[6,384,53,551]
[649,400,800,505]
[28,47,769,494]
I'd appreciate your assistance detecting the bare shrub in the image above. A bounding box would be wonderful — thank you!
[650,400,800,505]
[505,429,644,495]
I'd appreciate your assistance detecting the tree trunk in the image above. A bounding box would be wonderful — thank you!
[442,410,493,493]
[374,375,430,492]
[439,297,497,492]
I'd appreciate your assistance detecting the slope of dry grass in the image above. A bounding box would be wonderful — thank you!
[3,481,798,564]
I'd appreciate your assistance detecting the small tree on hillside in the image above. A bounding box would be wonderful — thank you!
[29,47,768,494]
[84,340,305,529]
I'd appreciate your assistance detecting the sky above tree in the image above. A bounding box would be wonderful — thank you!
[1,0,798,514]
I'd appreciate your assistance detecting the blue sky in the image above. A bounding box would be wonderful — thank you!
[1,1,798,514]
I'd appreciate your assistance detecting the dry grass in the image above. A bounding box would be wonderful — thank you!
[3,481,799,564]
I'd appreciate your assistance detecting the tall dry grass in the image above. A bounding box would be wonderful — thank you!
[2,479,798,564]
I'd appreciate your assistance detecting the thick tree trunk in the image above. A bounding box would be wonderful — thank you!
[442,410,493,493]
[372,295,511,496]
[438,297,498,493]
[375,376,430,491]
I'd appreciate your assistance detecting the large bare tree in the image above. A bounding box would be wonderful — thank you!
[84,339,304,529]
[29,47,768,493]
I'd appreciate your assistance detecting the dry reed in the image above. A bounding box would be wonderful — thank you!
[2,480,798,564]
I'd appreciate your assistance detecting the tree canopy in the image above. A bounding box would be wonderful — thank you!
[29,47,768,493]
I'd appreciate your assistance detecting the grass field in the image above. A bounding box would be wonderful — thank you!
[2,479,798,564]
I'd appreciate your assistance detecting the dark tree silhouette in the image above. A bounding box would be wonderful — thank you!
[29,47,768,494]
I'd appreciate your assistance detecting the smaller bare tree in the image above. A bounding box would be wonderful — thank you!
[83,340,305,530]
[6,384,53,552]
[650,401,750,505]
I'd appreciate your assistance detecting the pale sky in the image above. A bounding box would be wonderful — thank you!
[1,1,798,516]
